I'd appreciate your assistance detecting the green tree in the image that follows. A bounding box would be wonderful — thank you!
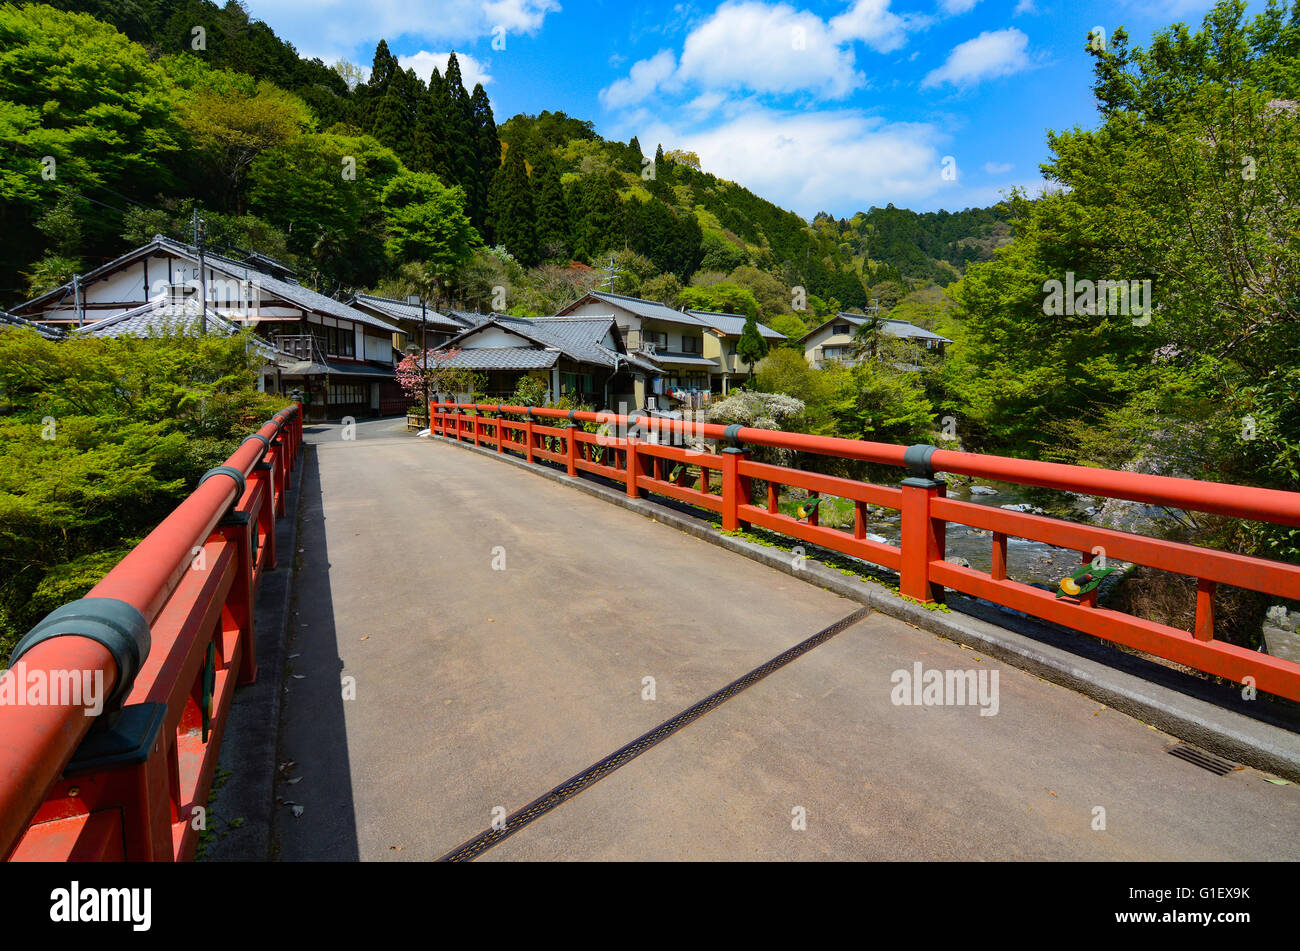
[0,326,283,654]
[380,169,481,269]
[737,311,769,381]
[678,283,760,320]
[371,66,421,167]
[247,130,402,286]
[469,82,499,231]
[0,4,184,285]
[641,272,683,306]
[487,146,537,265]
[532,151,568,261]
[177,71,313,212]
[768,312,808,344]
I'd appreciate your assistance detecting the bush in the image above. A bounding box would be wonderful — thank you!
[0,327,284,653]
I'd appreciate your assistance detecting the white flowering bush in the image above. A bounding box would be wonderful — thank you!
[707,390,805,431]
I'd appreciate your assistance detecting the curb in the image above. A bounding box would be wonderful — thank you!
[426,431,1300,782]
[202,443,308,860]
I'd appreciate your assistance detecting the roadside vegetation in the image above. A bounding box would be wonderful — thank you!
[0,328,283,655]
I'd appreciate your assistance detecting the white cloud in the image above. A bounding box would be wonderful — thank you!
[482,0,560,32]
[922,28,1031,89]
[983,161,1013,174]
[599,0,925,108]
[939,0,981,14]
[685,90,729,117]
[600,50,679,109]
[242,0,559,65]
[635,108,953,216]
[829,0,921,53]
[677,2,863,98]
[399,50,493,88]
[1013,0,1036,13]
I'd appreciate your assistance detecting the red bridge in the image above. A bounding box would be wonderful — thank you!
[3,402,1299,861]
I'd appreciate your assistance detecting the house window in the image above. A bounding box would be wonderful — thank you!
[727,342,737,356]
[561,372,593,394]
[833,323,850,336]
[643,329,667,347]
[328,383,366,404]
[319,324,355,358]
[682,336,700,354]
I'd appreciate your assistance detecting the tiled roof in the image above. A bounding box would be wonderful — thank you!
[153,236,401,333]
[596,344,659,374]
[445,309,494,327]
[505,315,620,364]
[76,298,262,346]
[685,309,786,339]
[0,310,63,339]
[434,347,560,370]
[319,360,396,378]
[560,291,705,328]
[879,318,952,343]
[436,314,665,375]
[15,236,400,334]
[799,312,952,345]
[350,293,466,332]
[648,352,719,368]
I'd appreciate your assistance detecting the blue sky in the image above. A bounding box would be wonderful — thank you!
[242,0,1229,218]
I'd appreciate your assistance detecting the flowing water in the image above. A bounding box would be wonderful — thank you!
[787,479,1106,588]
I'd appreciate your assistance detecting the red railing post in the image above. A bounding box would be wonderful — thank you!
[218,512,256,684]
[900,445,947,604]
[626,437,642,498]
[1195,578,1216,641]
[525,411,535,464]
[720,425,747,532]
[566,417,578,477]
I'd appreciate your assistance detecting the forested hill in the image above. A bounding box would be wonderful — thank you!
[0,0,1004,314]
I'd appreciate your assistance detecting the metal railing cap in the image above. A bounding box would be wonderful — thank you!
[9,598,151,709]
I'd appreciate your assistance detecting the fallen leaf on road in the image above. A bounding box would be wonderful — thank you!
[292,674,305,680]
[291,805,304,818]
[286,777,302,785]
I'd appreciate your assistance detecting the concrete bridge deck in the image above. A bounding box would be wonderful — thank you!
[271,418,1300,861]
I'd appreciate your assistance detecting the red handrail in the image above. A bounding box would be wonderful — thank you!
[430,401,1300,703]
[0,404,303,862]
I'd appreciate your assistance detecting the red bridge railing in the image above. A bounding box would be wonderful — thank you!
[0,405,303,861]
[430,401,1300,704]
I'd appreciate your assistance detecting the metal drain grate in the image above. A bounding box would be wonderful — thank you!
[1167,743,1238,775]
[438,605,872,862]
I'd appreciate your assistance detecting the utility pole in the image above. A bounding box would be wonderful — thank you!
[192,208,207,335]
[72,273,82,328]
[601,255,621,294]
[409,294,429,424]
